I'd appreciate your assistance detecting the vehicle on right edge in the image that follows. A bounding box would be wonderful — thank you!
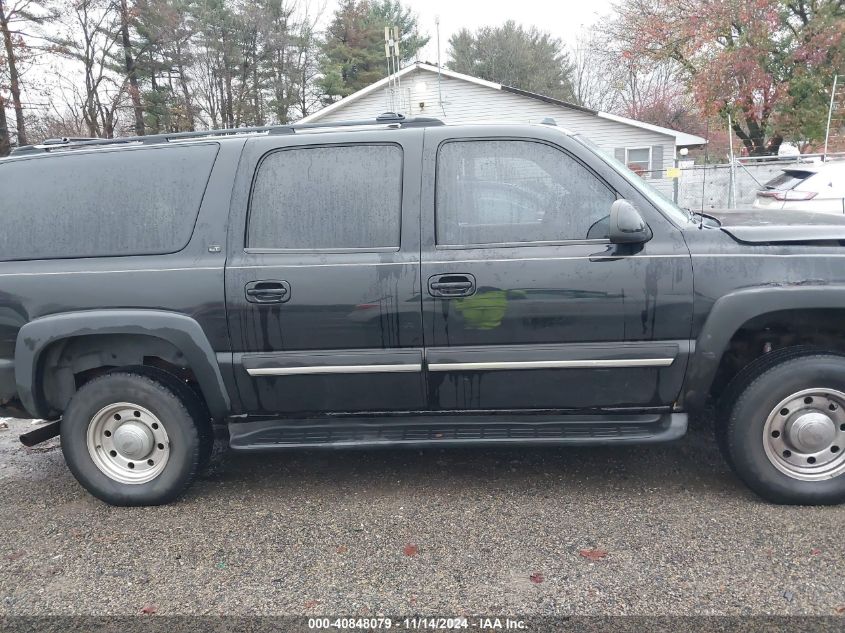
[754,160,845,214]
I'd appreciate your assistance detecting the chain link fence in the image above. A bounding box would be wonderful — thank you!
[672,153,845,211]
[629,153,844,211]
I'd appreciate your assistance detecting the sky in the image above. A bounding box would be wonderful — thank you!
[385,0,616,63]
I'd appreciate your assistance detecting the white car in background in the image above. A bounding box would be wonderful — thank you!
[753,161,845,214]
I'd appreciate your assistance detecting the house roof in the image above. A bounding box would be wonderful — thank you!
[300,62,708,147]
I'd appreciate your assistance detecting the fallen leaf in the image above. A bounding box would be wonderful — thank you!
[834,606,845,614]
[140,603,157,615]
[579,548,608,561]
[4,551,25,562]
[811,548,822,556]
[336,545,348,554]
[409,595,418,606]
[304,599,320,609]
[403,543,418,557]
[529,572,544,584]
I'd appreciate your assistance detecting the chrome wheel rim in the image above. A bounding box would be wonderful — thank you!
[763,388,845,481]
[86,403,170,484]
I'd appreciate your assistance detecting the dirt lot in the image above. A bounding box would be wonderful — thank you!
[1,415,844,617]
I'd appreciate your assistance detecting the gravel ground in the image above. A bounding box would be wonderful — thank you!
[0,415,844,617]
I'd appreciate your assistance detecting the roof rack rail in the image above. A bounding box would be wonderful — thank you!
[10,113,444,156]
[42,136,98,145]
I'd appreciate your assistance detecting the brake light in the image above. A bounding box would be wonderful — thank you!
[772,190,818,201]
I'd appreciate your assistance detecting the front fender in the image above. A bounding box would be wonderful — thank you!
[15,310,230,419]
[684,284,845,411]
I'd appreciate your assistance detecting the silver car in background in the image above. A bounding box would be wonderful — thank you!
[753,161,845,214]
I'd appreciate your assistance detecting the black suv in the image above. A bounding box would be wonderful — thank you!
[3,114,845,506]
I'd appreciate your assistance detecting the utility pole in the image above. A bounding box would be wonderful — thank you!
[824,74,842,161]
[727,113,736,209]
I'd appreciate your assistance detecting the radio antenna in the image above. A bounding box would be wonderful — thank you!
[436,16,445,116]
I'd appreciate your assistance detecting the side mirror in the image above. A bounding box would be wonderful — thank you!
[609,199,652,244]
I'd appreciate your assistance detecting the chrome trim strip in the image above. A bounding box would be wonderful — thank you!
[690,253,845,258]
[247,363,422,376]
[427,358,675,371]
[244,246,400,254]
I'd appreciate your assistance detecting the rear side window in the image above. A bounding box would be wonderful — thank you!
[248,144,403,250]
[764,170,814,191]
[0,144,218,261]
[436,140,616,246]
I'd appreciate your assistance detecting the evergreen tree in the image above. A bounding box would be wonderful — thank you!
[447,21,576,102]
[319,0,428,102]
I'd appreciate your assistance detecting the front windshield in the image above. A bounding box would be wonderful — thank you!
[571,133,693,226]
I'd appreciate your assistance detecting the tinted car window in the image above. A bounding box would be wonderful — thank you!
[0,144,218,261]
[436,140,616,246]
[248,144,403,250]
[764,170,814,191]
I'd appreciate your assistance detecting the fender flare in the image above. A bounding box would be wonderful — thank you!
[684,284,845,411]
[15,309,230,419]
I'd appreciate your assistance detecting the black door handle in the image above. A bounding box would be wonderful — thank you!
[245,280,290,304]
[429,274,476,298]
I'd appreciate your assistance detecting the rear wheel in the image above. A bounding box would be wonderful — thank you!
[60,370,205,506]
[720,352,845,505]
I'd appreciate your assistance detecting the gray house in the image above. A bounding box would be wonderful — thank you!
[301,62,707,196]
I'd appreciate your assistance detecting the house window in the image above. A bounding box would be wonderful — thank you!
[625,147,651,177]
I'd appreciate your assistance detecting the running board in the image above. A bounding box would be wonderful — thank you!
[228,413,687,451]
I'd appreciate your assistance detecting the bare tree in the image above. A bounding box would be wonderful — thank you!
[20,0,336,136]
[615,58,692,128]
[292,10,322,119]
[0,0,52,146]
[570,26,623,112]
[49,0,127,137]
[118,0,144,134]
[573,21,699,131]
[26,93,89,139]
[0,93,10,154]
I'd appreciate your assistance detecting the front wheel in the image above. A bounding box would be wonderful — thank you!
[60,370,205,506]
[720,352,845,505]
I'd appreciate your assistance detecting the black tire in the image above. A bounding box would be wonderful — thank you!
[719,351,845,505]
[60,370,204,506]
[127,366,215,470]
[716,345,824,465]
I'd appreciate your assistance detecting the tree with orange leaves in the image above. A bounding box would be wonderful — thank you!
[610,0,845,155]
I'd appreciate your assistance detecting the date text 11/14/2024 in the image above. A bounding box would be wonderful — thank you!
[307,617,528,630]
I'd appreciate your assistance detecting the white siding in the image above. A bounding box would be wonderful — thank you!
[315,68,677,194]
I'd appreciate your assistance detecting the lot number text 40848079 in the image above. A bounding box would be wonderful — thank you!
[307,617,528,630]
